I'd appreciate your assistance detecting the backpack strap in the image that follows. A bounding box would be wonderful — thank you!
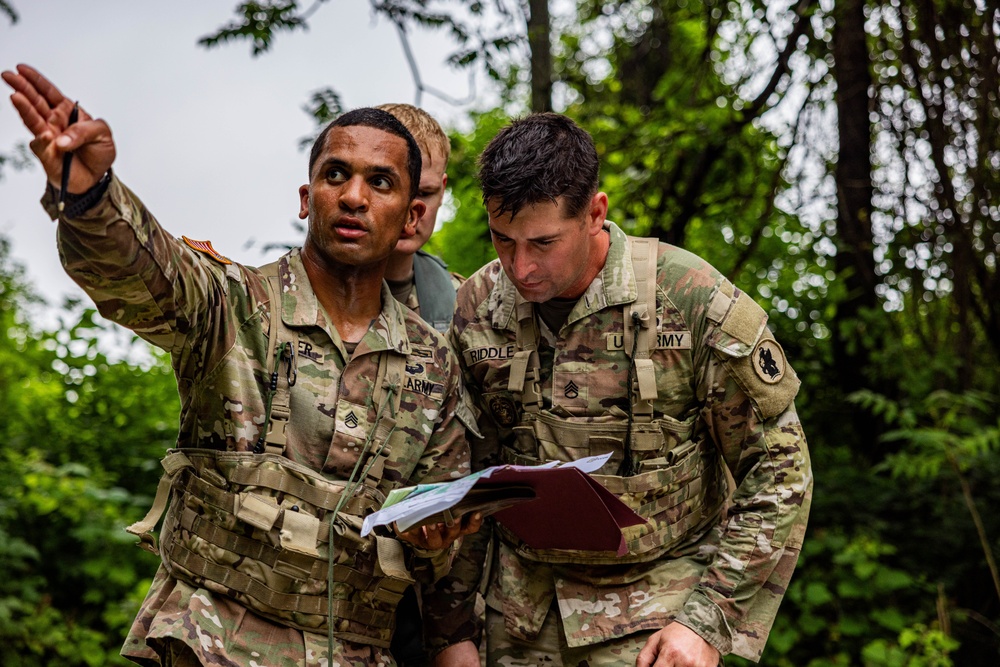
[412,250,457,333]
[255,262,298,455]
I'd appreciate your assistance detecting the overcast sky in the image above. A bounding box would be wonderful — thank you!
[1,0,486,320]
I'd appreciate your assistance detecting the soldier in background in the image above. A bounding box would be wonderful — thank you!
[432,113,813,667]
[3,63,482,667]
[375,103,469,666]
[377,103,464,334]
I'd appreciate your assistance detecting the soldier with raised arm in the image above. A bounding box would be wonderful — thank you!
[3,64,481,667]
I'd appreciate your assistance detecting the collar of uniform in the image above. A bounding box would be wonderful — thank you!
[276,249,411,356]
[359,280,412,356]
[487,220,638,332]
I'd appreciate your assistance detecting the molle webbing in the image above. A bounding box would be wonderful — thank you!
[499,410,723,564]
[623,237,659,417]
[126,261,413,646]
[507,299,543,412]
[141,449,412,645]
[497,236,726,565]
[505,236,661,417]
[257,263,298,455]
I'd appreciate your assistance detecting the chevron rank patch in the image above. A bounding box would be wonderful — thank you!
[182,236,233,265]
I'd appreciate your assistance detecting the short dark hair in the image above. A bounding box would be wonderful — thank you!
[478,113,599,220]
[308,108,422,199]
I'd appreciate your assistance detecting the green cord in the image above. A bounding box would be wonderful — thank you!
[326,379,400,662]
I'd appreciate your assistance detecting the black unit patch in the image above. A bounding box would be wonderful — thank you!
[487,394,518,428]
[753,339,786,384]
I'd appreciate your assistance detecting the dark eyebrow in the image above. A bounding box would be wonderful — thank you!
[488,225,558,244]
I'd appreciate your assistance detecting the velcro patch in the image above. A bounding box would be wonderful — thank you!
[182,236,232,265]
[335,401,370,442]
[464,344,517,366]
[605,331,692,350]
[410,345,435,360]
[404,376,444,398]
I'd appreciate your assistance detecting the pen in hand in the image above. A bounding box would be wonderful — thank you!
[58,101,79,213]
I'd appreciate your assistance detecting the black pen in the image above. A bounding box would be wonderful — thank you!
[58,101,79,213]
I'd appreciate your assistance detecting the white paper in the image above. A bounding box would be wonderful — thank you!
[360,452,613,537]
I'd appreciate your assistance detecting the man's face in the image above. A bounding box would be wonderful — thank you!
[299,125,423,270]
[393,149,447,256]
[488,196,605,303]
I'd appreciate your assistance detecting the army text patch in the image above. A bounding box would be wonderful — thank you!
[605,331,692,351]
[404,375,444,398]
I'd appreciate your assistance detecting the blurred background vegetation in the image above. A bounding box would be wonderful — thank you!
[2,0,998,664]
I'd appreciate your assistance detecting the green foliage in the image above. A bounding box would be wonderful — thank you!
[199,1,306,56]
[728,529,957,667]
[0,0,16,24]
[0,141,33,182]
[425,108,511,278]
[0,237,171,665]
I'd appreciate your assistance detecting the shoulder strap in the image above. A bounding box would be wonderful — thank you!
[255,262,298,455]
[623,237,659,418]
[507,295,543,413]
[412,251,458,333]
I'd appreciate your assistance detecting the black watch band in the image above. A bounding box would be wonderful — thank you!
[61,170,112,218]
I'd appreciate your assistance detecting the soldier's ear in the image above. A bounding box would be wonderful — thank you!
[298,185,310,220]
[402,200,425,238]
[587,192,608,235]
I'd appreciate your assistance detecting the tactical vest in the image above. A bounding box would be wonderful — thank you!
[412,250,457,333]
[126,263,415,648]
[499,237,726,565]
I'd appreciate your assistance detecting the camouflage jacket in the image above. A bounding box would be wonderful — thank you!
[43,174,475,666]
[430,221,812,661]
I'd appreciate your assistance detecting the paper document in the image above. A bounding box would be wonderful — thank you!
[361,453,646,555]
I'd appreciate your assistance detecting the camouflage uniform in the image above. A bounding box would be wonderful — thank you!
[42,174,476,667]
[429,221,812,662]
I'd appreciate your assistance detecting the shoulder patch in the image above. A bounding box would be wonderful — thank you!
[727,331,800,419]
[753,338,786,384]
[182,236,233,265]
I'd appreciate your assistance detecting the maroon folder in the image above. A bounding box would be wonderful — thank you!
[481,465,646,556]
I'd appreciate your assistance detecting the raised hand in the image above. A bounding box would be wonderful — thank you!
[2,64,115,194]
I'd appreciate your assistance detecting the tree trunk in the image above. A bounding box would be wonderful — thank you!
[832,0,881,453]
[527,0,552,112]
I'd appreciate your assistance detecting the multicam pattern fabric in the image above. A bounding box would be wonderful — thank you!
[43,175,474,667]
[428,221,812,661]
